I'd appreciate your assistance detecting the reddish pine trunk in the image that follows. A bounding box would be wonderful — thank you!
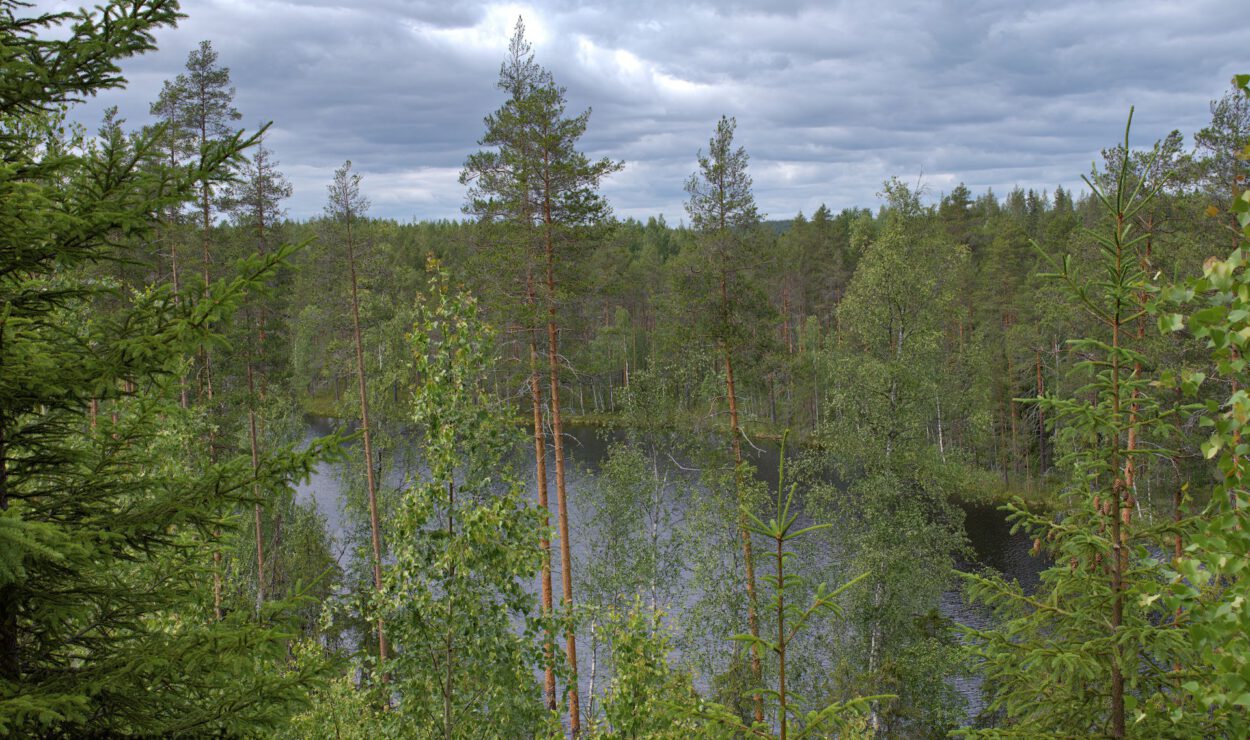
[347,215,388,664]
[0,418,18,682]
[247,360,265,609]
[1035,350,1046,472]
[167,222,189,410]
[781,280,793,354]
[542,165,579,734]
[722,274,764,724]
[197,121,223,619]
[529,323,558,709]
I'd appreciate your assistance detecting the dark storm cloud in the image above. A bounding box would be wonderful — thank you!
[44,0,1247,221]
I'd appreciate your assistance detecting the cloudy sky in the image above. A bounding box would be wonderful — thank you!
[43,0,1248,222]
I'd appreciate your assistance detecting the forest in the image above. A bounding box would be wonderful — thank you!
[4,1,1250,737]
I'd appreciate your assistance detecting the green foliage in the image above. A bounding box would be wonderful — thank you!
[579,442,685,615]
[376,263,549,736]
[1157,72,1250,735]
[961,113,1197,738]
[11,4,1250,736]
[830,191,967,467]
[677,115,777,376]
[734,434,879,739]
[685,115,760,232]
[594,606,735,739]
[801,182,972,735]
[0,2,340,734]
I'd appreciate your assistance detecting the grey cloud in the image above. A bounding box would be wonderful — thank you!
[46,0,1248,222]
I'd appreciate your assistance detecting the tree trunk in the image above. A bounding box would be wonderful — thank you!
[1006,343,1019,480]
[529,325,558,710]
[722,273,764,725]
[196,118,224,620]
[587,620,599,725]
[167,222,189,410]
[781,281,793,354]
[543,179,579,735]
[199,111,214,405]
[247,360,265,611]
[0,418,18,683]
[777,530,788,740]
[1108,216,1127,740]
[444,481,456,740]
[347,214,387,665]
[247,198,270,611]
[1036,350,1046,472]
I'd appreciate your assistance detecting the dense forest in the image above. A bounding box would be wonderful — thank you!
[4,1,1250,737]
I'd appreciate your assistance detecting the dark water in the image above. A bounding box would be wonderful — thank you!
[294,418,1045,720]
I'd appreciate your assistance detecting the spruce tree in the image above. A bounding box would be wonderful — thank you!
[962,114,1193,738]
[0,2,335,733]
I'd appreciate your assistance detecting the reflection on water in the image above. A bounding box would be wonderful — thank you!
[294,416,1047,722]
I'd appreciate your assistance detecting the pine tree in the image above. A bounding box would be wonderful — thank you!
[226,138,294,608]
[682,115,771,723]
[151,38,244,617]
[1194,80,1250,219]
[324,160,389,666]
[460,19,621,730]
[460,23,559,706]
[158,39,242,404]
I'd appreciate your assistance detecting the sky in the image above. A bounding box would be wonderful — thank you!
[39,0,1249,223]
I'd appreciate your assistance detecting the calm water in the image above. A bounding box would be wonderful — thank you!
[294,417,1045,720]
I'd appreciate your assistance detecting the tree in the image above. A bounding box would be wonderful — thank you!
[1157,72,1250,736]
[151,38,244,617]
[595,607,728,739]
[807,180,972,735]
[682,114,773,722]
[228,138,292,256]
[1194,79,1250,221]
[0,2,336,733]
[962,114,1194,738]
[226,137,294,608]
[156,39,242,404]
[737,435,875,739]
[460,22,559,706]
[324,160,388,665]
[577,395,688,721]
[460,19,621,730]
[149,62,196,411]
[379,265,549,737]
